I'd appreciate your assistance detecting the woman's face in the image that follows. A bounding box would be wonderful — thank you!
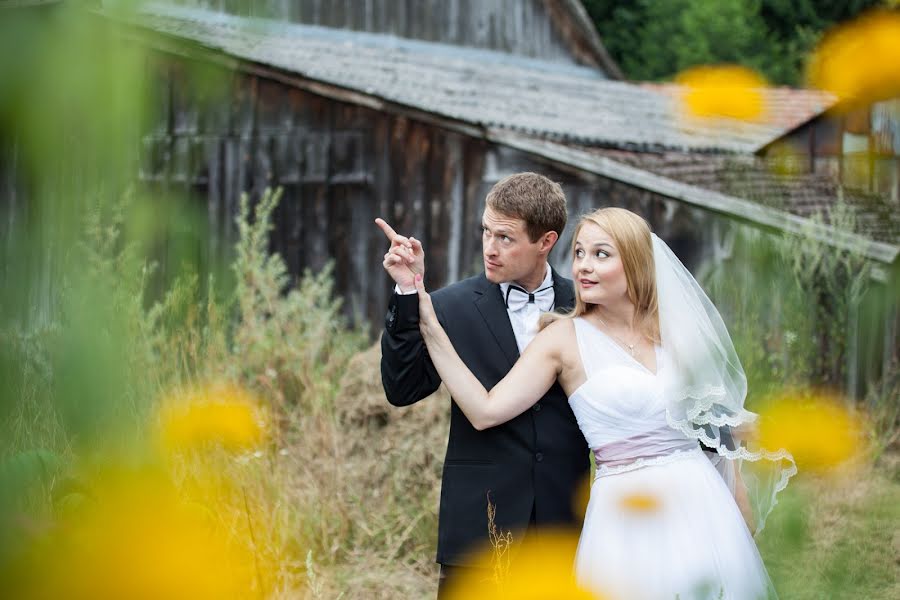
[572,222,629,307]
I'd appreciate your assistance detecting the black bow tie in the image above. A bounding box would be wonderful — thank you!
[505,284,554,312]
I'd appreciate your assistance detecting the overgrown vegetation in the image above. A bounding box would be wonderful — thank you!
[0,186,451,597]
[757,453,900,599]
[696,211,899,600]
[583,0,884,85]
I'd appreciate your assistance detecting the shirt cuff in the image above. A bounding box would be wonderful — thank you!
[394,283,417,295]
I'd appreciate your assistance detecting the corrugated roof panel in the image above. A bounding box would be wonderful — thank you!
[134,3,832,154]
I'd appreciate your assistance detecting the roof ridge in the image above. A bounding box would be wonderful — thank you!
[139,1,611,80]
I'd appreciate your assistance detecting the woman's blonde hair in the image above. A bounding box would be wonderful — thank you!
[542,207,659,342]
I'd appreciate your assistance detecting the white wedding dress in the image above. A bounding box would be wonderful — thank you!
[569,317,778,600]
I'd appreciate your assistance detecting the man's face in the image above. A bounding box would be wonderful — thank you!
[481,206,548,285]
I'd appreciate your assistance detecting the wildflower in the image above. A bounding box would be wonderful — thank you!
[619,493,661,513]
[676,64,768,122]
[447,529,601,599]
[807,9,900,110]
[20,470,257,599]
[158,382,266,453]
[756,391,864,471]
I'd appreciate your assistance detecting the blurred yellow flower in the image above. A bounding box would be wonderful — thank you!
[808,10,900,110]
[159,382,266,453]
[619,493,661,513]
[20,470,259,599]
[447,529,602,599]
[676,64,768,121]
[756,391,864,472]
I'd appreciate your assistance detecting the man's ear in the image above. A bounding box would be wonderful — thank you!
[539,230,559,255]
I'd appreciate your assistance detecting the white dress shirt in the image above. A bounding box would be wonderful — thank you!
[499,267,555,355]
[395,266,555,355]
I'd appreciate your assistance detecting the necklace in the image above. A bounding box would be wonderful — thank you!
[596,316,639,357]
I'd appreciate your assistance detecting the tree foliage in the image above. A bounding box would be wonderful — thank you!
[583,0,884,85]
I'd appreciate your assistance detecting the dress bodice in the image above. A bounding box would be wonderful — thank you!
[568,317,698,477]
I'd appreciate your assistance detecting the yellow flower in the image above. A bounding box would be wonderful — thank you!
[676,64,768,122]
[19,470,259,599]
[807,9,900,110]
[619,493,662,513]
[756,391,864,472]
[158,382,266,453]
[446,529,604,599]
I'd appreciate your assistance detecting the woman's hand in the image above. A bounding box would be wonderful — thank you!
[413,274,439,333]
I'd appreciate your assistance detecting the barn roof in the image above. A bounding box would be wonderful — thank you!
[134,3,830,155]
[641,83,835,134]
[585,147,899,246]
[490,132,897,267]
[123,3,896,265]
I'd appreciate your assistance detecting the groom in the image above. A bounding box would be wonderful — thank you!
[378,172,589,597]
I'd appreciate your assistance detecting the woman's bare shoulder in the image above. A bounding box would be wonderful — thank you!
[539,317,584,391]
[536,317,577,350]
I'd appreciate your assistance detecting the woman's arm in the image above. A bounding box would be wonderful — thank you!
[733,465,756,534]
[414,274,562,430]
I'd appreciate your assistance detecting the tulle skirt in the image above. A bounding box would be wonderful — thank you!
[575,448,777,600]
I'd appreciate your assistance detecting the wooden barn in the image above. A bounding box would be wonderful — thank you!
[2,0,898,397]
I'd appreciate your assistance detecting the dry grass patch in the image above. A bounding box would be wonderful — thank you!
[273,342,448,598]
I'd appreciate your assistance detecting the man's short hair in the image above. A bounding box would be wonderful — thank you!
[485,172,567,242]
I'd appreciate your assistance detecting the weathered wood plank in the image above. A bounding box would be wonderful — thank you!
[460,137,487,279]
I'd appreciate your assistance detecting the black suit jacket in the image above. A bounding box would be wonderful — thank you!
[380,268,590,566]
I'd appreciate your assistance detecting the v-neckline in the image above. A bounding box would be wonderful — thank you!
[578,316,660,376]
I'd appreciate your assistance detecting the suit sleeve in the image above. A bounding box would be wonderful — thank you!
[380,292,444,407]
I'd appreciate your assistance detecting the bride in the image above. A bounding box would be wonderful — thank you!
[411,207,795,600]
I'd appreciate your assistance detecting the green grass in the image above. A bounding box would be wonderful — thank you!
[759,452,900,600]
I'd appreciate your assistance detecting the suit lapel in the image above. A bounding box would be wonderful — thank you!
[473,275,520,369]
